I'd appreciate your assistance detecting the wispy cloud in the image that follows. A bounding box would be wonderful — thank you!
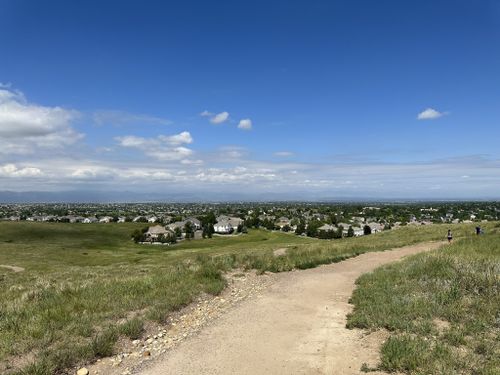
[218,146,247,159]
[417,108,448,120]
[93,110,171,127]
[274,151,294,157]
[238,118,252,130]
[210,111,230,124]
[200,110,213,117]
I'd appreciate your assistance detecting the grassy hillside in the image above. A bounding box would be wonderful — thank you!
[347,224,500,374]
[0,221,493,374]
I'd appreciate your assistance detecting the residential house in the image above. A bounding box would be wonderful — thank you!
[318,224,336,232]
[145,225,174,241]
[216,215,243,228]
[276,217,291,229]
[367,222,383,233]
[167,218,201,232]
[214,220,233,234]
[185,217,202,230]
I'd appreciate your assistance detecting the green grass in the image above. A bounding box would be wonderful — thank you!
[347,225,500,374]
[0,221,494,374]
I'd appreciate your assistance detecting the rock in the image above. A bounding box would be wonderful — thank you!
[146,338,154,344]
[132,339,140,346]
[143,350,151,357]
[77,368,89,375]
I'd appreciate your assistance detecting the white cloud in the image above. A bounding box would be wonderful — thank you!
[147,147,193,161]
[200,110,213,117]
[274,151,293,157]
[159,131,193,145]
[93,110,171,126]
[417,108,447,120]
[0,87,82,154]
[210,111,229,124]
[0,164,42,177]
[238,118,252,130]
[115,132,194,161]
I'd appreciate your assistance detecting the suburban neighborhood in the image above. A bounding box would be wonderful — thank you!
[1,201,498,244]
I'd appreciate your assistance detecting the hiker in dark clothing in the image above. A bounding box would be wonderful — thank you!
[476,226,481,235]
[447,229,453,243]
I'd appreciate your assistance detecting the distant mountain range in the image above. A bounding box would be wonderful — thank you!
[0,190,496,203]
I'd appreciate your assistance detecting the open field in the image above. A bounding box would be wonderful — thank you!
[347,224,500,374]
[0,221,496,374]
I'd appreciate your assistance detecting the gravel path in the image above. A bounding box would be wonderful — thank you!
[138,241,443,375]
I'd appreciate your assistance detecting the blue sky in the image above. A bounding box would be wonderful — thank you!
[1,0,500,199]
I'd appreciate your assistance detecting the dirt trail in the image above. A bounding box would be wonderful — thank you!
[139,241,443,375]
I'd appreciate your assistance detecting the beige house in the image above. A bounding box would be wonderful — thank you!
[146,225,174,241]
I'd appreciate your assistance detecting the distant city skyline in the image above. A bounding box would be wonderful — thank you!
[1,0,500,200]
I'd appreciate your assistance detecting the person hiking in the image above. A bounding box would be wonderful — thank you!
[447,229,453,243]
[476,226,481,235]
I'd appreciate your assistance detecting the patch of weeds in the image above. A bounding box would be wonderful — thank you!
[90,329,118,358]
[146,305,168,323]
[443,327,466,347]
[380,335,430,372]
[360,362,378,372]
[118,318,144,340]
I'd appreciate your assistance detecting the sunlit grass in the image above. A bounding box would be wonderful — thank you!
[347,225,500,374]
[0,221,493,374]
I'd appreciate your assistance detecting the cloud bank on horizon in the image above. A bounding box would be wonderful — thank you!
[0,84,499,199]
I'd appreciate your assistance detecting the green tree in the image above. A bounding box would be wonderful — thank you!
[347,226,354,237]
[334,225,344,239]
[174,227,182,238]
[306,221,322,237]
[184,221,194,239]
[295,221,306,235]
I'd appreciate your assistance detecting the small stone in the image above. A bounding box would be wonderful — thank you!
[132,339,140,346]
[146,338,154,344]
[143,350,151,357]
[77,369,89,375]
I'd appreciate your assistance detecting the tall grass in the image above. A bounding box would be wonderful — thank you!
[347,227,500,374]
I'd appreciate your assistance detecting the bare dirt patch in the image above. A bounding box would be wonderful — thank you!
[0,264,25,272]
[273,247,287,257]
[433,318,451,333]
